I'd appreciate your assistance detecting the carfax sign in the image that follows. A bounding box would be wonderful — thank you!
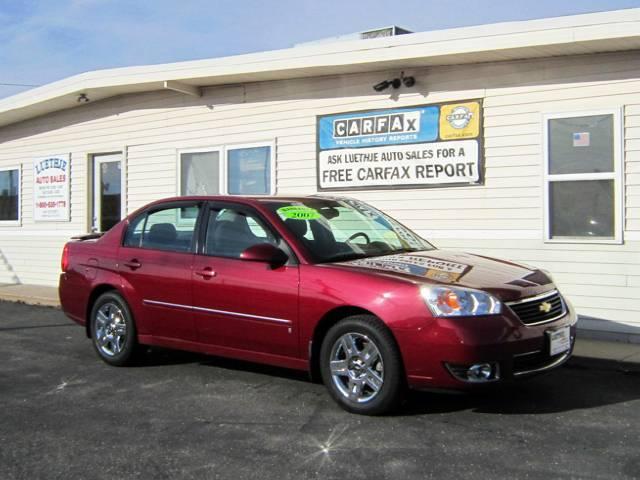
[317,100,482,190]
[33,154,70,222]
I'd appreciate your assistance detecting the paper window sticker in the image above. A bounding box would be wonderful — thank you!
[277,205,321,220]
[573,132,590,147]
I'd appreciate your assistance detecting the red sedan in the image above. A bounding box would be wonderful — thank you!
[59,196,577,415]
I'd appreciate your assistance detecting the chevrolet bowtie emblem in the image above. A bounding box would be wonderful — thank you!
[539,301,552,313]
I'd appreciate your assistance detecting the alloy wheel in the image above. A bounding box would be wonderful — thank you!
[329,332,384,403]
[94,302,127,357]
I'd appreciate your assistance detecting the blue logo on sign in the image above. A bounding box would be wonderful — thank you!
[319,106,439,150]
[35,157,68,175]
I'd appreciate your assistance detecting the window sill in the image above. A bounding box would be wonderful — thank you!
[544,237,623,245]
[227,192,274,196]
[0,220,21,226]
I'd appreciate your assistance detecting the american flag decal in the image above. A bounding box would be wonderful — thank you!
[573,132,590,147]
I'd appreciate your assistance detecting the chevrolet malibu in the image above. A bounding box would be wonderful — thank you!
[59,195,576,415]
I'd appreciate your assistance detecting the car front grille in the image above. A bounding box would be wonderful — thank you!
[506,290,566,326]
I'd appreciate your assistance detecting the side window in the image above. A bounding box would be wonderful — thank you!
[123,214,146,247]
[124,204,200,252]
[205,208,276,258]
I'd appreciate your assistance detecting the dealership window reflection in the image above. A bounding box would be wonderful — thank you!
[227,146,271,195]
[0,168,19,222]
[550,180,614,237]
[545,112,620,241]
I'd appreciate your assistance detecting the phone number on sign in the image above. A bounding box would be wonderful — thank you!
[36,201,67,209]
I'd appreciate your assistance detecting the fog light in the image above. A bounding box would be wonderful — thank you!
[445,362,500,383]
[467,363,494,382]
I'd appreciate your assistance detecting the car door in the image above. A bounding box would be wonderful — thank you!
[119,201,202,343]
[191,202,300,357]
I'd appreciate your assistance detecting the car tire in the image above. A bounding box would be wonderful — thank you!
[320,314,405,415]
[89,291,139,366]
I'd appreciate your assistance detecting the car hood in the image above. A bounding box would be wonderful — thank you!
[330,250,554,302]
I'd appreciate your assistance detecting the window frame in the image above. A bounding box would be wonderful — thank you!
[121,200,204,254]
[176,141,276,197]
[542,108,624,244]
[0,165,21,226]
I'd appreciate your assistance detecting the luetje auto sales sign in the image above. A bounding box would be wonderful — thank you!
[317,100,482,190]
[33,154,70,222]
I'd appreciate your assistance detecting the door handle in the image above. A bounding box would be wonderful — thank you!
[195,267,216,279]
[123,259,142,270]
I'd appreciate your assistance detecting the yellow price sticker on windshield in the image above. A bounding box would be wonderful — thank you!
[383,231,398,242]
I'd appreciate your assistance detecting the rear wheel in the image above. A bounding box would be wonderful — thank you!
[320,315,405,415]
[90,291,138,366]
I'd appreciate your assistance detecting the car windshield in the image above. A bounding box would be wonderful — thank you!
[265,198,435,263]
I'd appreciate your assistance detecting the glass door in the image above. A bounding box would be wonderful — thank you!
[93,153,123,232]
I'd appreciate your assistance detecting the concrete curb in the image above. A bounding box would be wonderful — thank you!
[0,296,60,307]
[0,285,60,307]
[571,337,640,367]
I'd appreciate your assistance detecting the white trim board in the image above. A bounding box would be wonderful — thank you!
[2,9,640,128]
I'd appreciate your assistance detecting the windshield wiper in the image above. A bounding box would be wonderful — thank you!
[385,247,423,255]
[320,252,370,263]
[320,246,430,264]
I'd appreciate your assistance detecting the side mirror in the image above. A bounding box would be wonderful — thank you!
[240,243,288,267]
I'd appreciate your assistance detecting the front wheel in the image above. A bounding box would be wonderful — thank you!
[320,315,405,415]
[90,291,138,366]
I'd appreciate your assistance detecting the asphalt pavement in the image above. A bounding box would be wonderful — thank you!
[1,301,639,480]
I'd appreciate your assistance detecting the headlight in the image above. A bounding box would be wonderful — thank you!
[420,286,502,317]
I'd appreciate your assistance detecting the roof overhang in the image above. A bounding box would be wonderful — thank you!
[1,8,640,128]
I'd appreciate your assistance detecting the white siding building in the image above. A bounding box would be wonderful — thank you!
[1,9,639,342]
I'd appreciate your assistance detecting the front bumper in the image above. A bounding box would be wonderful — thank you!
[395,301,578,390]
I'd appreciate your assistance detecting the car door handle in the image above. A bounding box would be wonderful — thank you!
[123,259,142,270]
[195,267,216,279]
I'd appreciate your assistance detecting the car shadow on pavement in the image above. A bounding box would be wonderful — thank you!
[133,348,640,416]
[401,361,640,416]
[135,347,310,382]
[199,355,311,382]
[133,347,210,367]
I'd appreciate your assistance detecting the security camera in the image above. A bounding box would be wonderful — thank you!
[400,71,415,88]
[373,80,391,92]
[373,74,414,92]
[402,76,416,87]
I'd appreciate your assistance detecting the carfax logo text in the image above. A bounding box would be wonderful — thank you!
[333,111,421,138]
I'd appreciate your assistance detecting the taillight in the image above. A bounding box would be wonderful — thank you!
[61,244,69,272]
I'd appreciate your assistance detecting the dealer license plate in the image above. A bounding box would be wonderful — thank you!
[548,326,571,356]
